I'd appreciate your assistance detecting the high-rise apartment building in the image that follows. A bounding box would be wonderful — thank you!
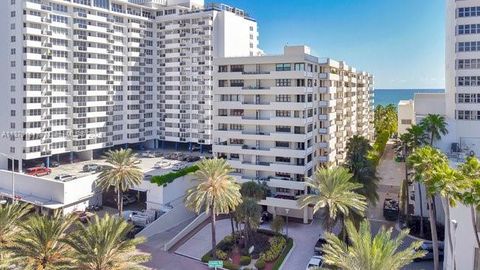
[0,0,258,169]
[212,46,373,222]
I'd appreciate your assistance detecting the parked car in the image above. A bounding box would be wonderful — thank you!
[172,163,186,171]
[154,152,164,157]
[154,160,171,169]
[73,211,94,224]
[414,242,444,261]
[122,194,137,205]
[55,174,74,181]
[83,164,100,172]
[50,161,60,167]
[383,198,399,221]
[306,256,324,269]
[191,146,201,152]
[314,237,328,255]
[26,167,51,177]
[186,156,201,162]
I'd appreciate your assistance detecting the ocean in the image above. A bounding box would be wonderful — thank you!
[374,89,444,107]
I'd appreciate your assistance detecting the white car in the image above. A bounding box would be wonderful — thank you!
[154,160,171,169]
[306,256,324,269]
[172,163,186,171]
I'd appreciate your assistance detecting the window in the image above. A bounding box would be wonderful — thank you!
[401,119,412,125]
[218,65,228,72]
[276,79,291,87]
[9,147,15,154]
[10,110,15,116]
[457,6,480,18]
[230,65,244,72]
[275,141,289,148]
[276,126,291,132]
[275,157,291,163]
[230,80,244,87]
[276,110,290,117]
[218,80,227,87]
[294,63,305,71]
[276,63,291,71]
[276,95,291,102]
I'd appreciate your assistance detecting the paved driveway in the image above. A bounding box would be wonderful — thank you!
[175,219,233,260]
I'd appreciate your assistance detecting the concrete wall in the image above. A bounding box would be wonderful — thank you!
[164,211,209,251]
[398,100,415,135]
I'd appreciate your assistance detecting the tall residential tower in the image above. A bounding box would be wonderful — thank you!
[1,0,258,169]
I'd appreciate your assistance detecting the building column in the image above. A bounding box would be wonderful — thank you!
[161,140,165,149]
[189,142,192,152]
[18,159,22,172]
[175,142,178,150]
[272,206,277,218]
[45,156,50,168]
[70,152,74,164]
[303,207,308,224]
[200,144,203,153]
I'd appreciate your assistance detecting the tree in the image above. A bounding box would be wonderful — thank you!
[96,148,144,216]
[184,158,242,259]
[235,197,262,248]
[320,220,426,270]
[65,214,150,270]
[420,114,448,146]
[270,216,285,235]
[458,157,480,249]
[345,135,379,205]
[297,167,367,233]
[374,104,398,137]
[10,212,75,270]
[407,146,449,270]
[240,181,266,201]
[0,203,32,267]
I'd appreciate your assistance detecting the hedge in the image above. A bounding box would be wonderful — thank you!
[150,165,199,187]
[369,131,389,167]
[272,237,294,270]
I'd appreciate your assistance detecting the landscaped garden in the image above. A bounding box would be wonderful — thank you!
[201,228,293,270]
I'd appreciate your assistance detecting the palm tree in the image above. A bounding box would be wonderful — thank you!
[420,114,448,146]
[345,135,379,205]
[407,146,449,270]
[234,197,262,248]
[65,214,150,269]
[297,167,367,233]
[96,148,144,216]
[0,203,32,267]
[400,125,428,234]
[319,220,426,270]
[184,158,242,259]
[10,212,75,269]
[458,157,480,249]
[240,181,266,201]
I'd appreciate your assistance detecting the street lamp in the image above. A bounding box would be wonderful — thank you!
[451,219,458,270]
[285,208,290,237]
[0,153,15,204]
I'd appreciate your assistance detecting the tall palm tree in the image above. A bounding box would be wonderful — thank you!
[0,203,32,267]
[96,148,144,216]
[400,125,428,234]
[234,197,262,248]
[420,114,448,146]
[10,212,75,270]
[345,135,379,205]
[319,220,426,270]
[458,157,480,249]
[184,158,242,259]
[65,214,150,270]
[407,146,449,270]
[297,167,367,233]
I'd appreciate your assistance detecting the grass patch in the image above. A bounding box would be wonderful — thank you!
[150,165,199,187]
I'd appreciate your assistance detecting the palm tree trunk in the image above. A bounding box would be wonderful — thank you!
[443,196,455,270]
[470,206,480,248]
[210,208,217,260]
[117,190,123,216]
[430,131,434,146]
[428,196,440,270]
[418,182,425,237]
[229,212,235,237]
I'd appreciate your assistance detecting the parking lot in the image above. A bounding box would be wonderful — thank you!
[38,149,210,181]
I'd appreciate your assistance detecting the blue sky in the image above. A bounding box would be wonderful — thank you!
[209,0,445,89]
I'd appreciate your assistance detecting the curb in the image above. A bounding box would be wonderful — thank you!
[278,239,296,270]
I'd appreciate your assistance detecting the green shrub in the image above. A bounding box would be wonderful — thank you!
[239,256,251,266]
[222,260,240,270]
[270,216,285,234]
[216,249,228,260]
[255,258,266,270]
[272,238,293,270]
[150,165,199,186]
[217,236,235,252]
[201,252,212,263]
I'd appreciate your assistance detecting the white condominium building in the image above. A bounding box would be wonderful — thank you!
[212,46,374,223]
[0,0,258,169]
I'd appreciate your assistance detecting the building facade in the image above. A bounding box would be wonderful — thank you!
[1,0,258,169]
[212,46,374,222]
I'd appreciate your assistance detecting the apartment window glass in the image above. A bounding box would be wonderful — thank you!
[230,80,244,87]
[230,65,244,72]
[294,63,305,71]
[218,80,227,87]
[276,110,290,117]
[276,79,291,87]
[218,65,228,72]
[457,6,480,17]
[276,63,291,71]
[276,126,291,132]
[94,0,109,9]
[275,141,289,148]
[275,94,291,102]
